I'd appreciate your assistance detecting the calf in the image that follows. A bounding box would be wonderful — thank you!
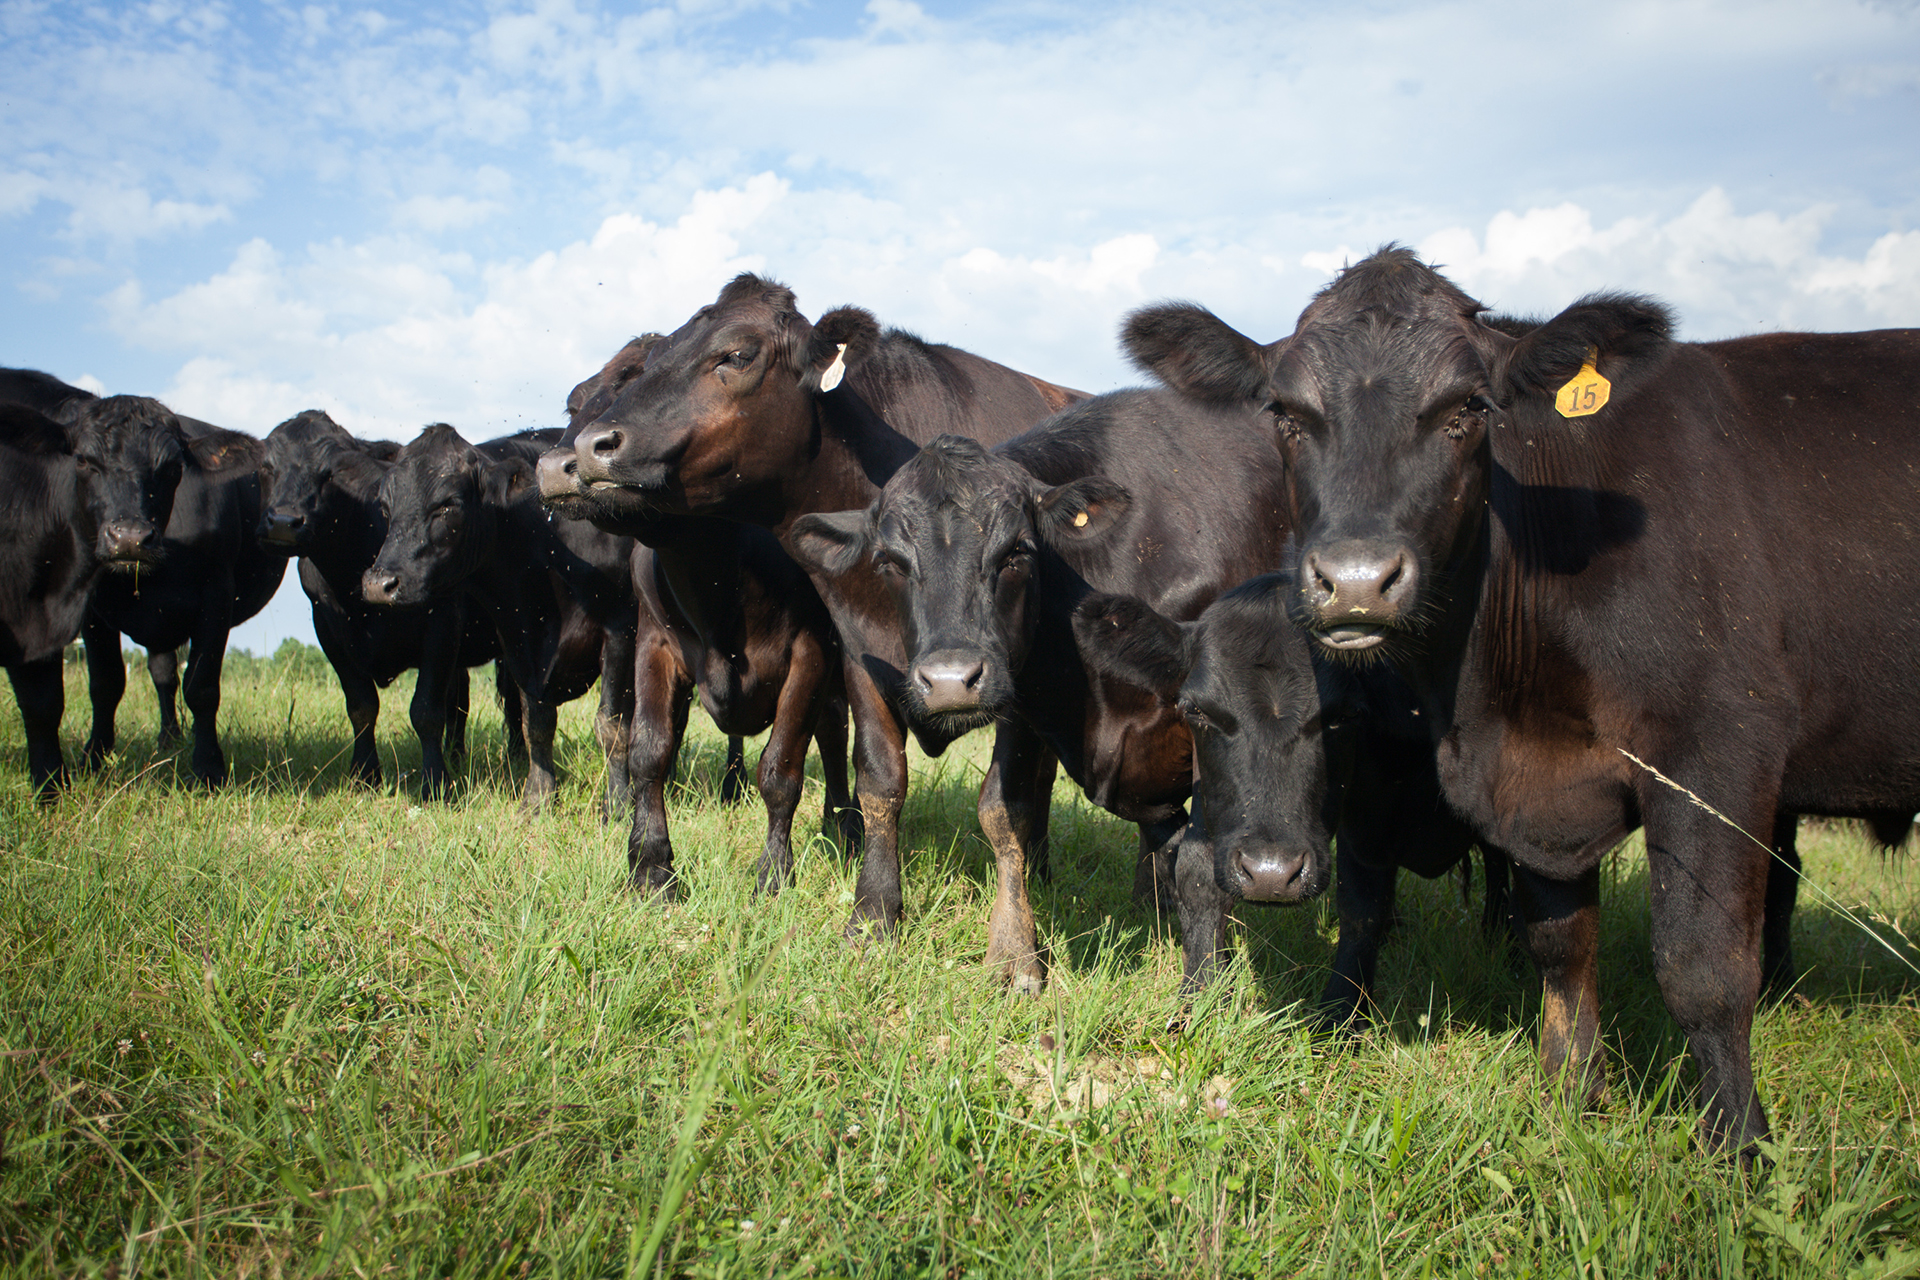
[1124,245,1920,1153]
[566,275,1078,934]
[786,390,1289,992]
[257,410,515,793]
[1073,574,1512,1017]
[75,402,287,784]
[362,425,632,811]
[538,334,858,894]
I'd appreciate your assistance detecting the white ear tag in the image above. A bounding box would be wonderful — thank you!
[820,343,848,392]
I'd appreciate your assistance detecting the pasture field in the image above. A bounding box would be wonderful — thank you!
[2,644,1918,1278]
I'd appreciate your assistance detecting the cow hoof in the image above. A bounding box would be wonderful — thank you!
[842,908,898,945]
[628,865,679,900]
[1008,966,1046,998]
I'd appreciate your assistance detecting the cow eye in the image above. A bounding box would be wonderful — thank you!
[1000,543,1035,574]
[719,349,753,370]
[872,548,908,578]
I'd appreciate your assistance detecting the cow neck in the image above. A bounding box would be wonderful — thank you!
[768,388,921,540]
[1443,420,1612,736]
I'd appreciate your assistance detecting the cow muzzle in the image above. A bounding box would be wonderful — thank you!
[100,520,159,566]
[911,651,988,714]
[1301,539,1418,651]
[259,510,308,548]
[1218,839,1324,903]
[361,569,403,606]
[536,448,582,501]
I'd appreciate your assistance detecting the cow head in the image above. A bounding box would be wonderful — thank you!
[362,424,528,606]
[1126,248,1515,661]
[785,435,1127,750]
[570,275,881,520]
[537,333,665,524]
[256,410,393,554]
[1072,575,1353,903]
[68,395,189,571]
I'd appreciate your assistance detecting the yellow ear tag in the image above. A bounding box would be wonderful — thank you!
[1555,350,1610,418]
[1072,511,1089,527]
[819,343,848,392]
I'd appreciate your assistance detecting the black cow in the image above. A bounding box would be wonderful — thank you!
[257,410,517,794]
[362,425,633,812]
[0,367,96,422]
[0,371,279,775]
[538,334,859,895]
[74,401,287,784]
[785,392,1290,992]
[1073,573,1511,1017]
[566,275,1079,937]
[1124,246,1920,1154]
[0,405,107,795]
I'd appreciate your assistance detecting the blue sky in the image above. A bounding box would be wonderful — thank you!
[5,0,1918,652]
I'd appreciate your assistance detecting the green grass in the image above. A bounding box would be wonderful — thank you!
[1,645,1917,1278]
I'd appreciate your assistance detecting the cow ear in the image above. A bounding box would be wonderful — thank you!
[185,429,255,473]
[1496,293,1675,407]
[1037,476,1130,542]
[1122,303,1273,406]
[483,457,535,507]
[802,307,881,392]
[1071,593,1189,700]
[785,509,873,579]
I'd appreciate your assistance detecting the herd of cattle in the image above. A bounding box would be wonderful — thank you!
[4,247,1918,1158]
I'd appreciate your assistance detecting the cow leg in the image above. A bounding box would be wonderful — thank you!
[595,623,637,822]
[626,631,690,896]
[1645,801,1772,1156]
[813,689,862,851]
[443,666,471,773]
[844,662,910,942]
[1319,841,1400,1028]
[518,693,561,811]
[410,623,461,801]
[1174,818,1235,995]
[720,736,749,805]
[9,656,68,801]
[978,720,1051,995]
[81,614,124,769]
[148,646,183,747]
[1132,811,1184,917]
[1479,845,1516,946]
[1762,812,1801,995]
[754,630,832,895]
[1513,864,1605,1109]
[498,666,527,764]
[1028,762,1056,885]
[180,634,230,786]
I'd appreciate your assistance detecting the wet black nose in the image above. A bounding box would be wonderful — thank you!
[1224,842,1318,902]
[102,520,156,559]
[1302,540,1417,623]
[261,511,306,544]
[912,653,986,713]
[361,570,401,605]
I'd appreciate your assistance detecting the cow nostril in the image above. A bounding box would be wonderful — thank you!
[590,429,623,457]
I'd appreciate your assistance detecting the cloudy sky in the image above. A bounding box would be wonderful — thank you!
[5,0,1918,652]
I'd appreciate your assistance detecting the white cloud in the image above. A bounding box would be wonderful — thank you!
[1410,190,1918,337]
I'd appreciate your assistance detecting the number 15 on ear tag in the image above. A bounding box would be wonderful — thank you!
[1555,350,1610,418]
